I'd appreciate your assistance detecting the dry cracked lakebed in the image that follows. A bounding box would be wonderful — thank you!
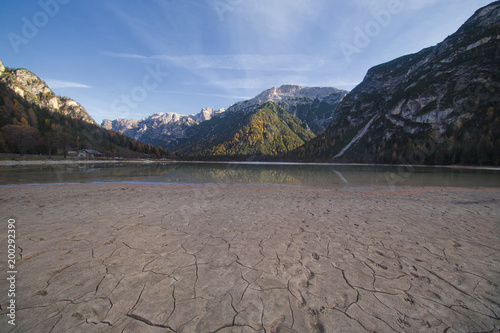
[0,184,499,332]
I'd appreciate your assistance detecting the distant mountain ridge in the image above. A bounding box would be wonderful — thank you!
[2,2,496,164]
[102,107,225,150]
[175,101,316,158]
[0,60,96,125]
[227,85,344,112]
[226,85,348,134]
[103,84,347,154]
[294,1,500,165]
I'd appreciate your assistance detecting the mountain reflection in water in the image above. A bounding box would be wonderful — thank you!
[0,162,499,188]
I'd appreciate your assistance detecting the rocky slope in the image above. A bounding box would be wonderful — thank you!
[0,59,96,125]
[295,1,500,165]
[0,78,161,158]
[176,101,315,158]
[103,85,347,154]
[172,85,346,158]
[227,84,347,134]
[102,107,225,150]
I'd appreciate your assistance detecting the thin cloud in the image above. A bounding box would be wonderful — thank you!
[156,90,252,101]
[208,76,309,90]
[101,51,149,60]
[103,52,325,72]
[45,80,91,89]
[154,54,325,71]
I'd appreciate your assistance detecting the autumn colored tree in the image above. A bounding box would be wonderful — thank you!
[58,132,71,158]
[42,129,59,157]
[2,124,40,156]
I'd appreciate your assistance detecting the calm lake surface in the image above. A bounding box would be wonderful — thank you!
[0,162,499,188]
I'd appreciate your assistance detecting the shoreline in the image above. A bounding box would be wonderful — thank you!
[0,158,164,167]
[1,182,500,193]
[0,158,499,171]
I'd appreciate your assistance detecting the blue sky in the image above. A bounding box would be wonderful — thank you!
[0,0,493,123]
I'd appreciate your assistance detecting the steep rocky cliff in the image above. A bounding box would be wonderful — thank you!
[0,61,96,125]
[296,1,500,165]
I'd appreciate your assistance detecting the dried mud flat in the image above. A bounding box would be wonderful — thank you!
[0,184,499,333]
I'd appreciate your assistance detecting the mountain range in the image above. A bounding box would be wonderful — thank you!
[222,85,347,135]
[102,85,348,156]
[0,59,163,158]
[295,1,499,165]
[102,107,226,150]
[1,1,498,165]
[103,2,499,165]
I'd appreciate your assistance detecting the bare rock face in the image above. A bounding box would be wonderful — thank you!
[58,96,95,124]
[229,84,347,111]
[102,108,226,150]
[193,107,226,123]
[227,85,346,113]
[0,60,96,125]
[299,2,500,165]
[227,85,348,135]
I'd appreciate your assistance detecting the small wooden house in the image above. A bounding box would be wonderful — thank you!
[77,149,106,158]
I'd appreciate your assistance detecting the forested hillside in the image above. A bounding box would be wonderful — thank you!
[0,80,166,158]
[176,102,315,159]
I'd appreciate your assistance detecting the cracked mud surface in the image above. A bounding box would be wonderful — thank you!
[0,184,499,332]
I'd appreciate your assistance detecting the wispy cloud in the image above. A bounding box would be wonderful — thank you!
[206,75,362,91]
[45,80,91,89]
[207,75,314,90]
[156,90,252,101]
[103,52,325,72]
[101,51,148,60]
[233,0,330,38]
[154,54,325,71]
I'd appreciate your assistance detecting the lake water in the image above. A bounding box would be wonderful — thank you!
[0,162,499,188]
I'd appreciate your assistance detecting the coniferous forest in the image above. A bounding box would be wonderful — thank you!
[0,81,167,158]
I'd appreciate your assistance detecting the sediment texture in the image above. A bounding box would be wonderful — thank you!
[0,184,499,332]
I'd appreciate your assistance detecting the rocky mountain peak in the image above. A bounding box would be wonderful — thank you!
[463,1,500,28]
[298,1,499,165]
[104,83,347,151]
[102,107,226,150]
[149,112,184,123]
[0,61,96,125]
[193,107,226,123]
[227,84,348,114]
[268,84,302,96]
[256,84,343,103]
